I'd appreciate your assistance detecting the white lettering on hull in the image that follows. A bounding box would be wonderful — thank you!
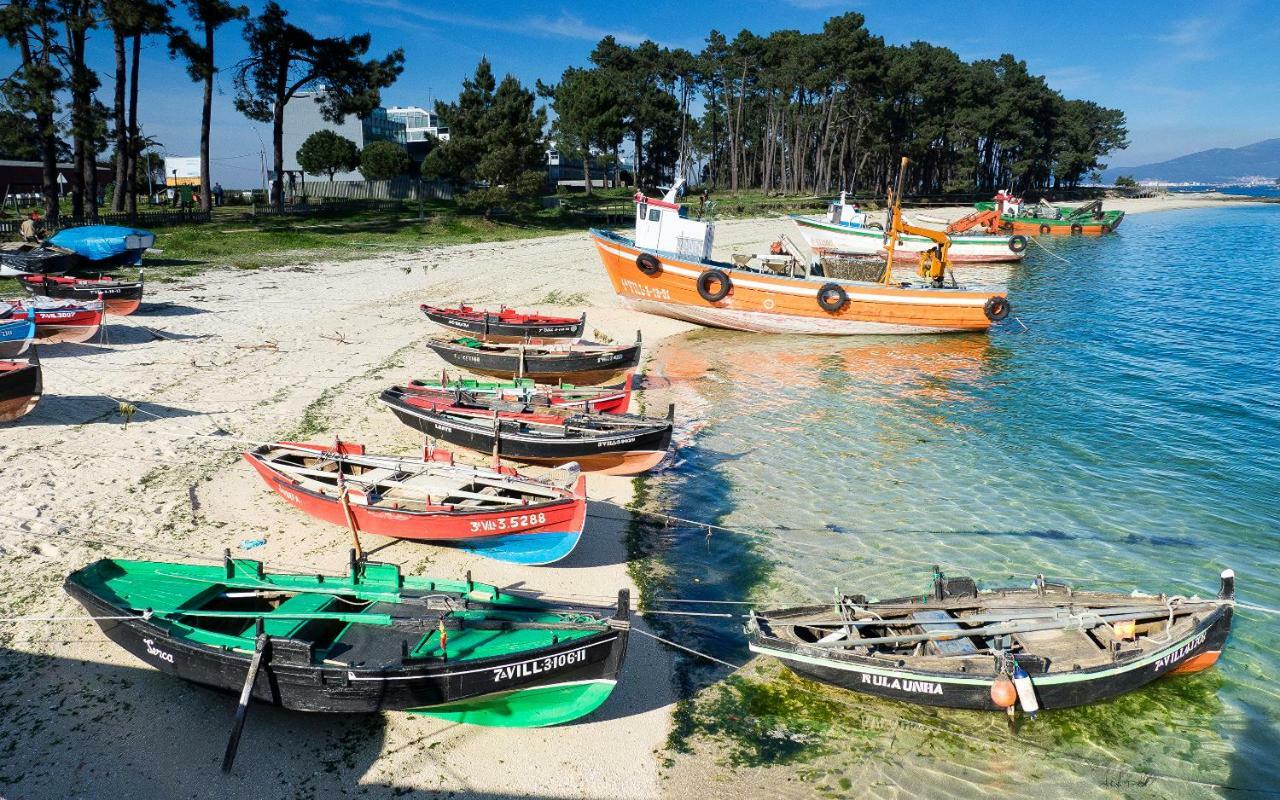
[1154,632,1207,671]
[860,672,943,695]
[492,648,586,682]
[142,637,175,664]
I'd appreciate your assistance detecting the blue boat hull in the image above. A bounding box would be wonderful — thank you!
[454,530,584,565]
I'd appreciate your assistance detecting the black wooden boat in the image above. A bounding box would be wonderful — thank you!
[421,303,586,343]
[379,385,673,474]
[425,333,642,385]
[0,350,41,423]
[0,242,83,275]
[20,272,144,316]
[750,568,1235,713]
[65,555,630,727]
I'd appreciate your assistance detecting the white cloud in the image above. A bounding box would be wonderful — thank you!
[361,2,656,47]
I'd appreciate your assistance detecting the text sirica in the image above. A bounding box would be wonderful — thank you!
[142,638,175,664]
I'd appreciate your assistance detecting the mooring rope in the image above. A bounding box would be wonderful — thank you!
[1027,235,1074,265]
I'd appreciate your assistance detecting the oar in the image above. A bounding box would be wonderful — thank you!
[779,602,1217,629]
[815,607,1205,649]
[222,632,268,773]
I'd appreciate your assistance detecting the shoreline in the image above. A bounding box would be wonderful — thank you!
[0,192,1270,798]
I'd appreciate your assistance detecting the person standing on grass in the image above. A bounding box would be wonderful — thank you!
[213,182,224,206]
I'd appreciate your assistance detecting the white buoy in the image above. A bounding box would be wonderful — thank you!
[1012,663,1040,718]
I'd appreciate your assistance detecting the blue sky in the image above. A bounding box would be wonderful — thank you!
[5,0,1278,186]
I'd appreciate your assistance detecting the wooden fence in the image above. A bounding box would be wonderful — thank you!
[0,208,210,235]
[297,178,453,202]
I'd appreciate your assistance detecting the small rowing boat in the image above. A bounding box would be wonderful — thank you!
[426,334,642,386]
[750,568,1234,715]
[0,350,41,422]
[379,386,673,475]
[20,272,144,316]
[0,307,35,359]
[244,441,589,565]
[5,297,104,344]
[976,193,1124,235]
[66,555,630,727]
[408,372,633,415]
[421,303,586,343]
[791,192,1027,263]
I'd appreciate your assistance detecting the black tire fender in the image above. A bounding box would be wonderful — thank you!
[1039,223,1052,234]
[636,252,661,276]
[1008,235,1027,253]
[984,296,1011,322]
[696,269,732,303]
[817,282,848,312]
[1070,223,1083,235]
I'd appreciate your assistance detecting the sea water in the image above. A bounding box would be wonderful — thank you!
[641,206,1280,796]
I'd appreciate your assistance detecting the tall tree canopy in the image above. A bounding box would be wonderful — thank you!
[296,129,359,180]
[232,1,403,208]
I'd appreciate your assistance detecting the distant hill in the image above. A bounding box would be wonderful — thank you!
[1102,138,1280,184]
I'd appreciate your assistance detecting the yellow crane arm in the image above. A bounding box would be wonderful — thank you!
[882,156,952,285]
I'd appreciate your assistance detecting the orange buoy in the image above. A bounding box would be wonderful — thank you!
[990,675,1017,708]
[770,240,784,255]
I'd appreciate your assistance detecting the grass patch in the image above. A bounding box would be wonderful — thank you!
[535,289,589,306]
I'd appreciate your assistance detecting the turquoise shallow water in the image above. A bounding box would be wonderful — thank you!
[642,206,1280,795]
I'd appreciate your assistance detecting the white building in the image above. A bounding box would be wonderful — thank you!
[385,106,450,143]
[282,91,406,182]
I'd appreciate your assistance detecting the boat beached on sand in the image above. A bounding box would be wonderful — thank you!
[20,272,144,316]
[0,350,41,423]
[791,192,1027,263]
[66,555,630,728]
[590,158,1011,335]
[421,303,586,343]
[379,385,673,475]
[410,372,633,415]
[750,568,1234,715]
[426,334,642,386]
[244,441,590,565]
[5,297,104,344]
[0,307,36,359]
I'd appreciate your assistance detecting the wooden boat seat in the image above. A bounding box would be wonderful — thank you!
[250,592,335,639]
[914,610,979,657]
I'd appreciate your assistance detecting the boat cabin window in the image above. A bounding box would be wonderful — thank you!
[648,208,661,222]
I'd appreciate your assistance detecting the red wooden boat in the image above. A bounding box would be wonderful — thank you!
[421,303,586,343]
[7,297,104,344]
[20,273,143,316]
[0,350,41,423]
[407,371,634,415]
[243,441,590,565]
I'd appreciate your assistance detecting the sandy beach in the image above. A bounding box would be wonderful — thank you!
[0,192,1265,799]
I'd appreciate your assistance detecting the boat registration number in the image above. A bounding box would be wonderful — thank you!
[492,647,586,683]
[470,512,548,533]
[620,278,670,301]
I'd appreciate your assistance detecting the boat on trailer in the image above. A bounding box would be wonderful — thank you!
[749,568,1234,715]
[408,371,634,415]
[421,303,586,343]
[379,386,673,475]
[426,334,642,386]
[975,193,1125,235]
[20,272,144,316]
[0,350,41,423]
[590,158,1011,335]
[791,192,1027,263]
[66,555,630,727]
[243,441,589,565]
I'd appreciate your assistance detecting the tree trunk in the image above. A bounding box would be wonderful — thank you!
[111,28,127,212]
[126,33,141,218]
[272,98,285,212]
[199,24,214,212]
[582,148,592,196]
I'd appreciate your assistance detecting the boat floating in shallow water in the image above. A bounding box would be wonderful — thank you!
[66,555,630,726]
[976,193,1124,235]
[244,441,589,565]
[791,193,1027,263]
[591,159,1011,335]
[749,568,1234,714]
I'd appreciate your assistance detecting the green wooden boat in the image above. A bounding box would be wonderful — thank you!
[65,555,630,727]
[975,198,1124,235]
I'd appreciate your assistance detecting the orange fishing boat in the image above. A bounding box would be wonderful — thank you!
[591,158,1010,335]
